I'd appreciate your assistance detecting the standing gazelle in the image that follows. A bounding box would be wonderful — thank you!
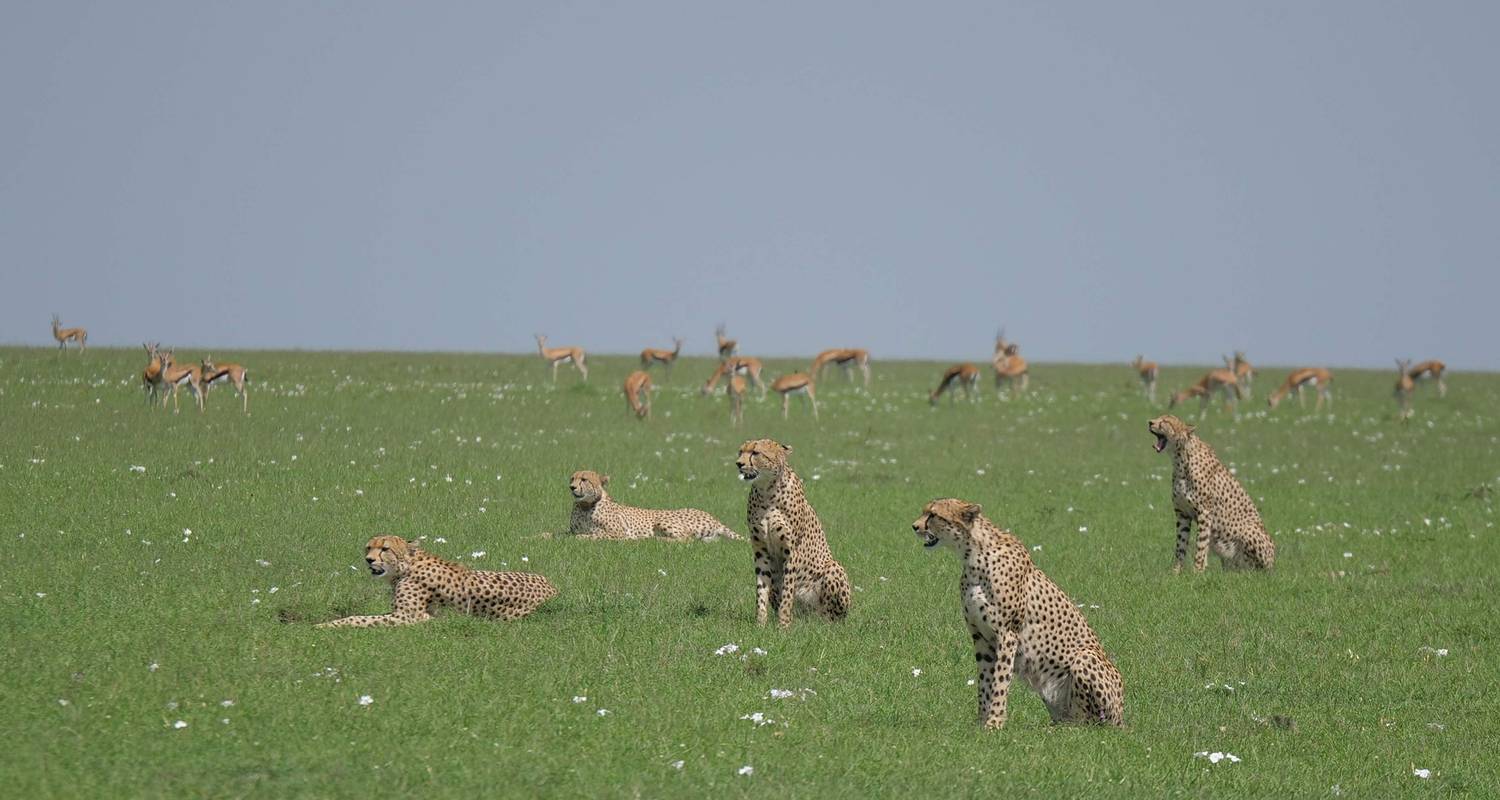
[715,324,738,360]
[1168,369,1241,416]
[51,314,87,354]
[771,372,818,420]
[930,363,979,405]
[158,349,205,414]
[640,338,683,377]
[1395,359,1415,420]
[1131,355,1159,402]
[1267,368,1333,411]
[1223,351,1255,398]
[728,374,747,428]
[201,355,250,413]
[993,344,1029,397]
[702,356,766,398]
[535,335,588,382]
[1406,360,1447,398]
[141,343,164,406]
[810,348,872,390]
[623,370,652,419]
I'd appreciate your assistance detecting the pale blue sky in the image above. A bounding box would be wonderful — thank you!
[3,2,1496,368]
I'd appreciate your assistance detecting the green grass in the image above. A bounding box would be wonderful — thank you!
[3,347,1496,798]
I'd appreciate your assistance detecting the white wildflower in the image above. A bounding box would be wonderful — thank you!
[670,760,685,770]
[358,695,374,706]
[1412,768,1431,779]
[572,696,587,704]
[714,643,740,656]
[596,708,610,716]
[738,765,754,776]
[173,720,188,729]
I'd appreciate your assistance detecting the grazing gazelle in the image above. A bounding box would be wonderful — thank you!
[1168,369,1240,416]
[992,342,1029,397]
[51,314,87,354]
[810,348,872,389]
[772,372,818,420]
[141,343,164,406]
[201,355,250,413]
[535,335,588,382]
[715,324,738,360]
[623,370,652,419]
[728,374,747,428]
[1223,351,1255,399]
[1267,368,1333,411]
[1131,355,1159,402]
[930,363,980,405]
[702,356,766,398]
[157,349,205,414]
[1395,359,1415,420]
[640,338,684,377]
[1406,360,1447,398]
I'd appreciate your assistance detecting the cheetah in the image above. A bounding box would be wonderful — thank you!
[1149,414,1276,572]
[317,535,556,628]
[735,439,851,627]
[912,498,1124,729]
[567,470,741,541]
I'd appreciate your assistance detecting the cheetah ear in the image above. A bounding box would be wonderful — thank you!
[780,442,792,456]
[600,474,610,487]
[1184,423,1197,436]
[958,503,982,526]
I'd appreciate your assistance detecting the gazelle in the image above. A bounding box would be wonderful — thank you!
[810,348,871,389]
[1222,351,1255,398]
[1395,359,1415,419]
[535,335,588,382]
[702,356,766,398]
[1131,355,1159,402]
[623,370,652,419]
[201,355,250,413]
[772,372,818,420]
[51,314,87,354]
[1168,369,1241,416]
[728,374,747,428]
[715,324,738,360]
[1406,360,1447,398]
[1267,367,1333,411]
[639,338,684,376]
[157,349,205,414]
[141,343,164,406]
[930,363,979,405]
[992,344,1029,396]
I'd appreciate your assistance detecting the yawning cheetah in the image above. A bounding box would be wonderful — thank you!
[1149,414,1276,572]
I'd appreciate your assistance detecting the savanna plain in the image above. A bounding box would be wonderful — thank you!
[3,348,1497,798]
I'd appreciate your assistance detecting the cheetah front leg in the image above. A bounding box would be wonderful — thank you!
[778,556,805,629]
[1193,515,1213,572]
[977,630,1019,730]
[752,538,777,626]
[1172,509,1194,574]
[317,582,433,628]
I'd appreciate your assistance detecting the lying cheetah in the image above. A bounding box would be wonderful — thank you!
[1149,414,1276,572]
[317,535,556,627]
[736,439,851,627]
[913,499,1124,729]
[567,470,741,541]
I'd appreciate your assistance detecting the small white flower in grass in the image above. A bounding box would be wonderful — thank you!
[221,699,234,707]
[221,718,230,725]
[1078,526,1088,533]
[966,679,976,686]
[670,760,685,770]
[129,465,146,473]
[470,551,486,559]
[149,662,160,672]
[751,647,767,656]
[976,469,986,475]
[738,765,754,776]
[1413,768,1431,779]
[521,556,528,562]
[256,559,270,567]
[268,586,279,594]
[572,696,587,704]
[35,592,46,598]
[596,708,610,716]
[57,698,69,706]
[714,643,740,656]
[355,489,364,496]
[433,537,447,543]
[1031,545,1042,552]
[811,474,821,481]
[358,695,374,706]
[769,689,794,700]
[173,720,188,729]
[1194,751,1241,764]
[911,668,923,677]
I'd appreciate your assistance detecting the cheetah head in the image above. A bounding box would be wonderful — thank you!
[569,470,609,506]
[362,535,417,579]
[1148,414,1193,454]
[912,498,983,549]
[736,438,791,485]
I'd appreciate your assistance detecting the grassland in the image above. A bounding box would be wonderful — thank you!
[2,347,1496,798]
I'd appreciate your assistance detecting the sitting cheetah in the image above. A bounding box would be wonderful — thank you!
[316,535,557,627]
[567,470,741,541]
[735,439,851,627]
[913,499,1124,729]
[1149,414,1276,572]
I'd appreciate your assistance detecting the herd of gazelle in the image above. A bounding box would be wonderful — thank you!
[138,342,249,413]
[48,316,1448,421]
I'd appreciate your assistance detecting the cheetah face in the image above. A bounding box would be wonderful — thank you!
[1148,414,1194,453]
[913,499,982,550]
[736,438,790,484]
[362,535,412,578]
[569,470,608,505]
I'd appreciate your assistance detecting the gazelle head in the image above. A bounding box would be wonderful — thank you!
[1395,358,1412,376]
[51,314,60,329]
[202,355,216,374]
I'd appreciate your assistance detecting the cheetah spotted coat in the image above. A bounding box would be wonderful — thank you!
[1149,414,1276,572]
[914,499,1124,729]
[736,439,851,628]
[317,535,556,627]
[567,470,741,541]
